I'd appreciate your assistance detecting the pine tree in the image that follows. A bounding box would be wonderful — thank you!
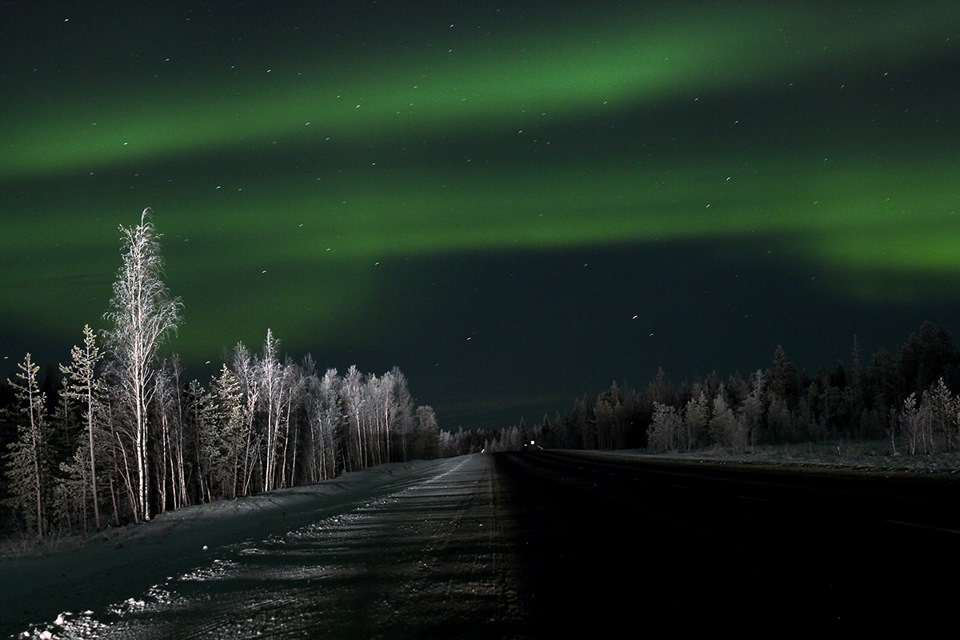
[683,391,710,450]
[59,324,103,530]
[209,364,246,499]
[709,385,747,452]
[413,406,439,460]
[54,444,88,533]
[648,402,681,452]
[4,353,49,538]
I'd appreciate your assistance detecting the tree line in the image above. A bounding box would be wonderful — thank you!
[6,210,960,539]
[0,210,440,539]
[458,322,960,458]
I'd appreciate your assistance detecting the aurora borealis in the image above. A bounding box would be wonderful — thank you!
[2,2,960,427]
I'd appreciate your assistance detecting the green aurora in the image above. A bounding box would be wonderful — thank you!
[2,2,959,423]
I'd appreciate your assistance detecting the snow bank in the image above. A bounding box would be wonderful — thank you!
[0,459,449,637]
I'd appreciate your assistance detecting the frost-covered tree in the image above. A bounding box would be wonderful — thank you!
[299,364,326,482]
[258,329,283,492]
[924,377,957,452]
[708,386,747,452]
[766,392,797,443]
[305,367,341,481]
[595,382,626,450]
[230,342,261,497]
[366,373,387,466]
[438,430,457,457]
[648,401,682,452]
[387,367,414,462]
[683,391,710,450]
[740,370,766,447]
[102,208,182,522]
[413,405,440,460]
[154,360,190,513]
[4,353,49,538]
[277,358,306,489]
[208,364,247,498]
[899,392,927,455]
[341,365,365,471]
[194,379,222,502]
[59,324,103,529]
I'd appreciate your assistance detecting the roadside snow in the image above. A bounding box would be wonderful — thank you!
[571,440,960,477]
[0,459,450,638]
[5,443,957,638]
[1,455,527,639]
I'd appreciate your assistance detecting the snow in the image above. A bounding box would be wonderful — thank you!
[587,441,960,477]
[1,455,526,639]
[4,443,955,637]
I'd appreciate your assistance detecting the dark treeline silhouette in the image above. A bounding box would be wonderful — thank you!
[0,211,439,540]
[451,322,960,458]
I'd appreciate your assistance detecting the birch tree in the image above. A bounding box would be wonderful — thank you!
[341,365,365,471]
[388,367,414,462]
[277,358,305,489]
[102,208,182,522]
[312,368,342,480]
[231,342,260,497]
[153,362,189,513]
[258,329,283,492]
[364,373,385,466]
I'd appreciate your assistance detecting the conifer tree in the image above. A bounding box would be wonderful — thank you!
[205,364,246,499]
[4,353,49,538]
[413,405,439,460]
[59,324,103,529]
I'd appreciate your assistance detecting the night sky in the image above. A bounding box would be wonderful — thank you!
[2,2,960,428]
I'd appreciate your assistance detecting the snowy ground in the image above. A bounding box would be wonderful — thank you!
[612,440,960,477]
[4,442,958,638]
[1,455,528,639]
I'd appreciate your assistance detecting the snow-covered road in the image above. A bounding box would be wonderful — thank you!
[4,455,529,639]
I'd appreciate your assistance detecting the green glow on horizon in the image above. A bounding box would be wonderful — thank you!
[2,2,960,362]
[4,146,958,357]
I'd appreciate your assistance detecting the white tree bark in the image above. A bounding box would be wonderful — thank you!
[103,208,181,523]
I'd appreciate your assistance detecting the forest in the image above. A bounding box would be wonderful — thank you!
[3,209,960,541]
[465,320,960,461]
[0,211,441,540]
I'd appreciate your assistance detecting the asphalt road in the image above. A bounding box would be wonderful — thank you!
[6,455,527,640]
[492,449,960,632]
[8,451,960,638]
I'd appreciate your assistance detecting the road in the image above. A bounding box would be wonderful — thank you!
[494,449,960,631]
[7,455,529,639]
[6,450,960,637]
